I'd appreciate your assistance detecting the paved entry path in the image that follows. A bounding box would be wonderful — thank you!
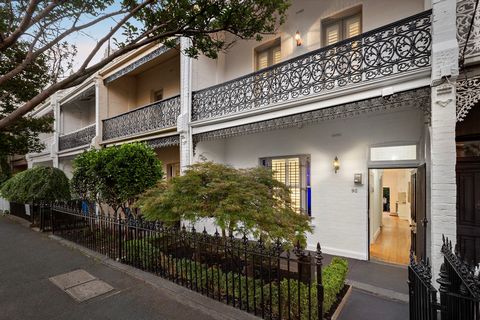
[0,216,247,320]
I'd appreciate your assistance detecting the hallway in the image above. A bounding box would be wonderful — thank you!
[370,213,411,265]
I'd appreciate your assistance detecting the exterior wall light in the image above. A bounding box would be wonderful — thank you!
[333,156,340,174]
[295,31,302,46]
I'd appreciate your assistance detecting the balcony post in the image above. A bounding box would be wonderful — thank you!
[93,76,107,148]
[179,37,193,174]
[52,92,60,168]
[429,0,459,286]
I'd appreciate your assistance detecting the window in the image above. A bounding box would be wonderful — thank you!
[167,162,180,179]
[322,9,362,46]
[255,38,281,71]
[151,89,164,103]
[260,155,311,215]
[370,145,417,162]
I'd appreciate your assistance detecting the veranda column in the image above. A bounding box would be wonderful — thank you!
[92,76,107,149]
[52,92,60,168]
[430,0,459,280]
[178,37,193,173]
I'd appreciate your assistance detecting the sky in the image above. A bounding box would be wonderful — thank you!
[65,2,141,70]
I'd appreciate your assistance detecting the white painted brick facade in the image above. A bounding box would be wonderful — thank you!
[429,0,458,282]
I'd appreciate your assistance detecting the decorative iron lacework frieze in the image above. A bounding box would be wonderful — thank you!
[145,135,180,149]
[191,11,432,122]
[457,0,480,61]
[59,124,96,151]
[102,95,181,141]
[193,87,431,146]
[457,75,480,121]
[104,39,179,85]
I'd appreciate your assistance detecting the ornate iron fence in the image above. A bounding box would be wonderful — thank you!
[102,95,181,141]
[409,236,480,320]
[50,203,335,320]
[457,0,480,62]
[59,124,96,151]
[192,10,432,122]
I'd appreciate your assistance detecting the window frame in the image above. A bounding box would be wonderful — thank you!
[259,154,311,215]
[254,38,281,71]
[151,89,164,103]
[322,9,362,47]
[368,142,421,169]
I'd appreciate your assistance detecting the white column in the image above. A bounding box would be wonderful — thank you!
[52,93,60,168]
[430,0,459,281]
[92,76,106,149]
[178,37,193,173]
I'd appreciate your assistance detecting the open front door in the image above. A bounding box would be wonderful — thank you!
[411,164,426,260]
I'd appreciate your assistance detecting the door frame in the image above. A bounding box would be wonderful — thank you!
[367,166,419,263]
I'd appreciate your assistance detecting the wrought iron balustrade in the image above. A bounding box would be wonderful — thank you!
[103,95,181,141]
[59,124,96,151]
[457,0,480,62]
[192,10,432,122]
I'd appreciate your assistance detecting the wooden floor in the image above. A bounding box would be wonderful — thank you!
[370,213,411,266]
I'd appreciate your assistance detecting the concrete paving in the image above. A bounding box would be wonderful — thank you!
[337,288,409,320]
[0,215,251,320]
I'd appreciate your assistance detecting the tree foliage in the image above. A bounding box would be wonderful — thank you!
[71,143,163,216]
[0,0,290,129]
[0,166,70,203]
[136,162,313,246]
[0,41,53,156]
[0,156,11,186]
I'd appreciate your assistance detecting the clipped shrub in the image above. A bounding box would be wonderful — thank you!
[264,257,349,319]
[0,166,70,203]
[71,143,163,216]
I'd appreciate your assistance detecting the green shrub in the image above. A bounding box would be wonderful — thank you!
[122,238,160,269]
[262,257,348,319]
[72,143,163,216]
[137,162,313,246]
[0,166,70,203]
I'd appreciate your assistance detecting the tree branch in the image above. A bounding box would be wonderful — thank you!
[0,0,61,51]
[0,8,128,87]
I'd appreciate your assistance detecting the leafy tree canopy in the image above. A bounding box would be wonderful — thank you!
[0,0,290,130]
[0,166,70,203]
[0,41,53,156]
[71,143,163,216]
[136,162,313,246]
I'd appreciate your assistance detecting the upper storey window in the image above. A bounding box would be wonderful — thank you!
[322,7,362,46]
[255,38,281,71]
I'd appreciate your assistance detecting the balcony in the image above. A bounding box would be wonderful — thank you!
[192,10,432,122]
[59,124,96,151]
[34,135,54,155]
[457,0,480,64]
[102,95,181,141]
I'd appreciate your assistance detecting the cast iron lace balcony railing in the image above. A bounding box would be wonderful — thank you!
[102,95,181,141]
[59,124,96,151]
[192,10,432,122]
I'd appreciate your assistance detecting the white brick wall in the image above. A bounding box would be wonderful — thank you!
[429,0,458,282]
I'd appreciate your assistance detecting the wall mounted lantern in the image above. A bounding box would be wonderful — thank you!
[295,31,303,46]
[333,156,340,174]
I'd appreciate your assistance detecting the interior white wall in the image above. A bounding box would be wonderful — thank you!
[382,169,413,221]
[369,169,383,244]
[194,107,425,260]
[191,0,426,90]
